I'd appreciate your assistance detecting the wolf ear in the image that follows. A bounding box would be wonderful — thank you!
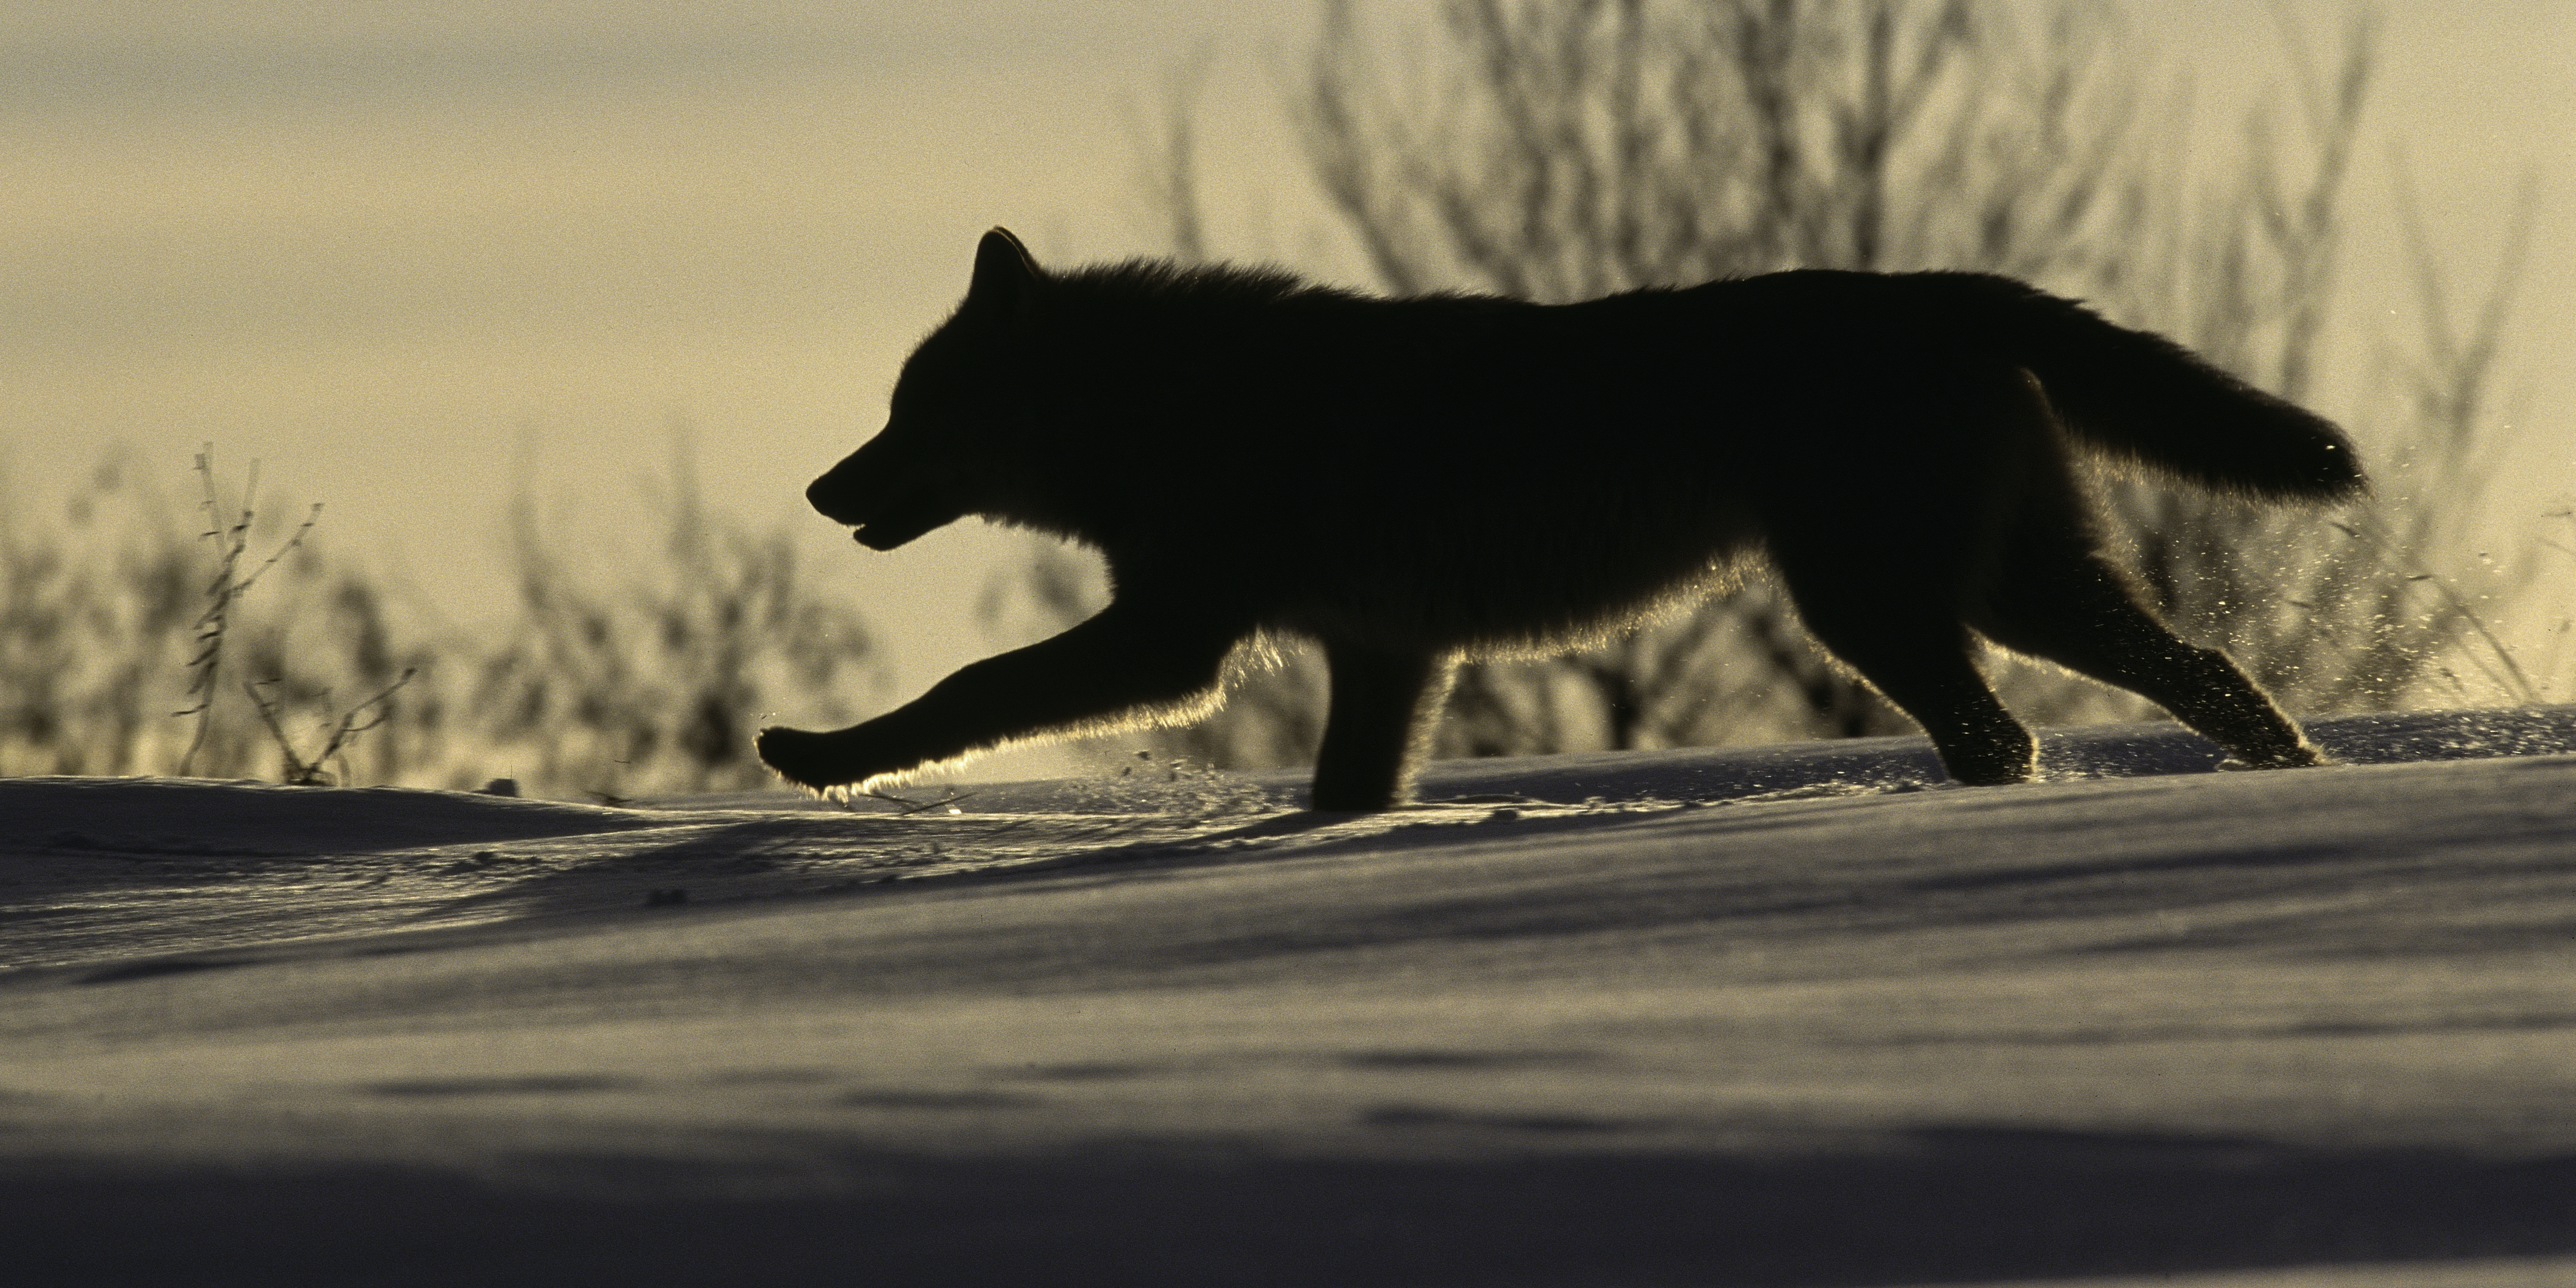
[966,227,1043,323]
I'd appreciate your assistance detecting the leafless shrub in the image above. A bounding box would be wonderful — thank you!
[176,449,323,775]
[470,450,883,798]
[1031,0,2524,770]
[2,442,884,798]
[2074,18,2535,719]
[245,667,416,786]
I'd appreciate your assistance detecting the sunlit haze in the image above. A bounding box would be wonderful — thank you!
[2,1,2568,778]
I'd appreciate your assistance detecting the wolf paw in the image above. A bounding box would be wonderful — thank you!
[756,726,860,792]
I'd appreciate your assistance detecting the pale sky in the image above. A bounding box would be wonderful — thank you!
[2,1,2570,736]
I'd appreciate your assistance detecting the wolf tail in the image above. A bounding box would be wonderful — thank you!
[1958,275,2365,501]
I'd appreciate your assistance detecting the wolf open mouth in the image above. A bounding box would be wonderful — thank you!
[844,492,957,550]
[853,516,935,550]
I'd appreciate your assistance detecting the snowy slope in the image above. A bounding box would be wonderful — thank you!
[4,708,2576,1286]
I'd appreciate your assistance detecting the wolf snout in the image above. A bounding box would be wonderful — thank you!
[808,466,958,550]
[805,470,871,526]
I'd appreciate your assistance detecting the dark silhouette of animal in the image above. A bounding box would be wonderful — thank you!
[758,228,2361,809]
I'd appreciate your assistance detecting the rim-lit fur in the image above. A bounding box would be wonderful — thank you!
[760,229,2360,809]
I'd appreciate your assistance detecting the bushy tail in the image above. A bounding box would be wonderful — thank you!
[1949,275,2365,501]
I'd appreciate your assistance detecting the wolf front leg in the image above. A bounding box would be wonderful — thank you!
[1310,643,1457,811]
[756,602,1245,794]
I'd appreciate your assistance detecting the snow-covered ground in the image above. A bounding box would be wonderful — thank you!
[6,708,2576,1286]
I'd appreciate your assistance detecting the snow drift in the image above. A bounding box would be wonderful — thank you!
[5,707,2576,1286]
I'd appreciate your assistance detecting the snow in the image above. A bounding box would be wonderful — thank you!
[5,708,2576,1286]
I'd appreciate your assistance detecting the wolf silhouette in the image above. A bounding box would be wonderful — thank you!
[757,228,2361,809]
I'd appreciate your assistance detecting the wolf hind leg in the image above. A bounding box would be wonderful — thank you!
[1310,642,1457,811]
[1782,578,2037,786]
[1763,452,2036,784]
[1971,541,2322,770]
[757,601,1247,793]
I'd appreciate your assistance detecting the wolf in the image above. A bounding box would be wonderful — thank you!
[756,227,2361,810]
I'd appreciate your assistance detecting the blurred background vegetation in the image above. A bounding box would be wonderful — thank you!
[0,445,881,797]
[0,0,2548,794]
[994,0,2542,772]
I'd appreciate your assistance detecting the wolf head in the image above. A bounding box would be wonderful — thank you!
[808,228,1045,551]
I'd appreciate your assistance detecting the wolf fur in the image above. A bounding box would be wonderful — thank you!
[756,228,2362,809]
